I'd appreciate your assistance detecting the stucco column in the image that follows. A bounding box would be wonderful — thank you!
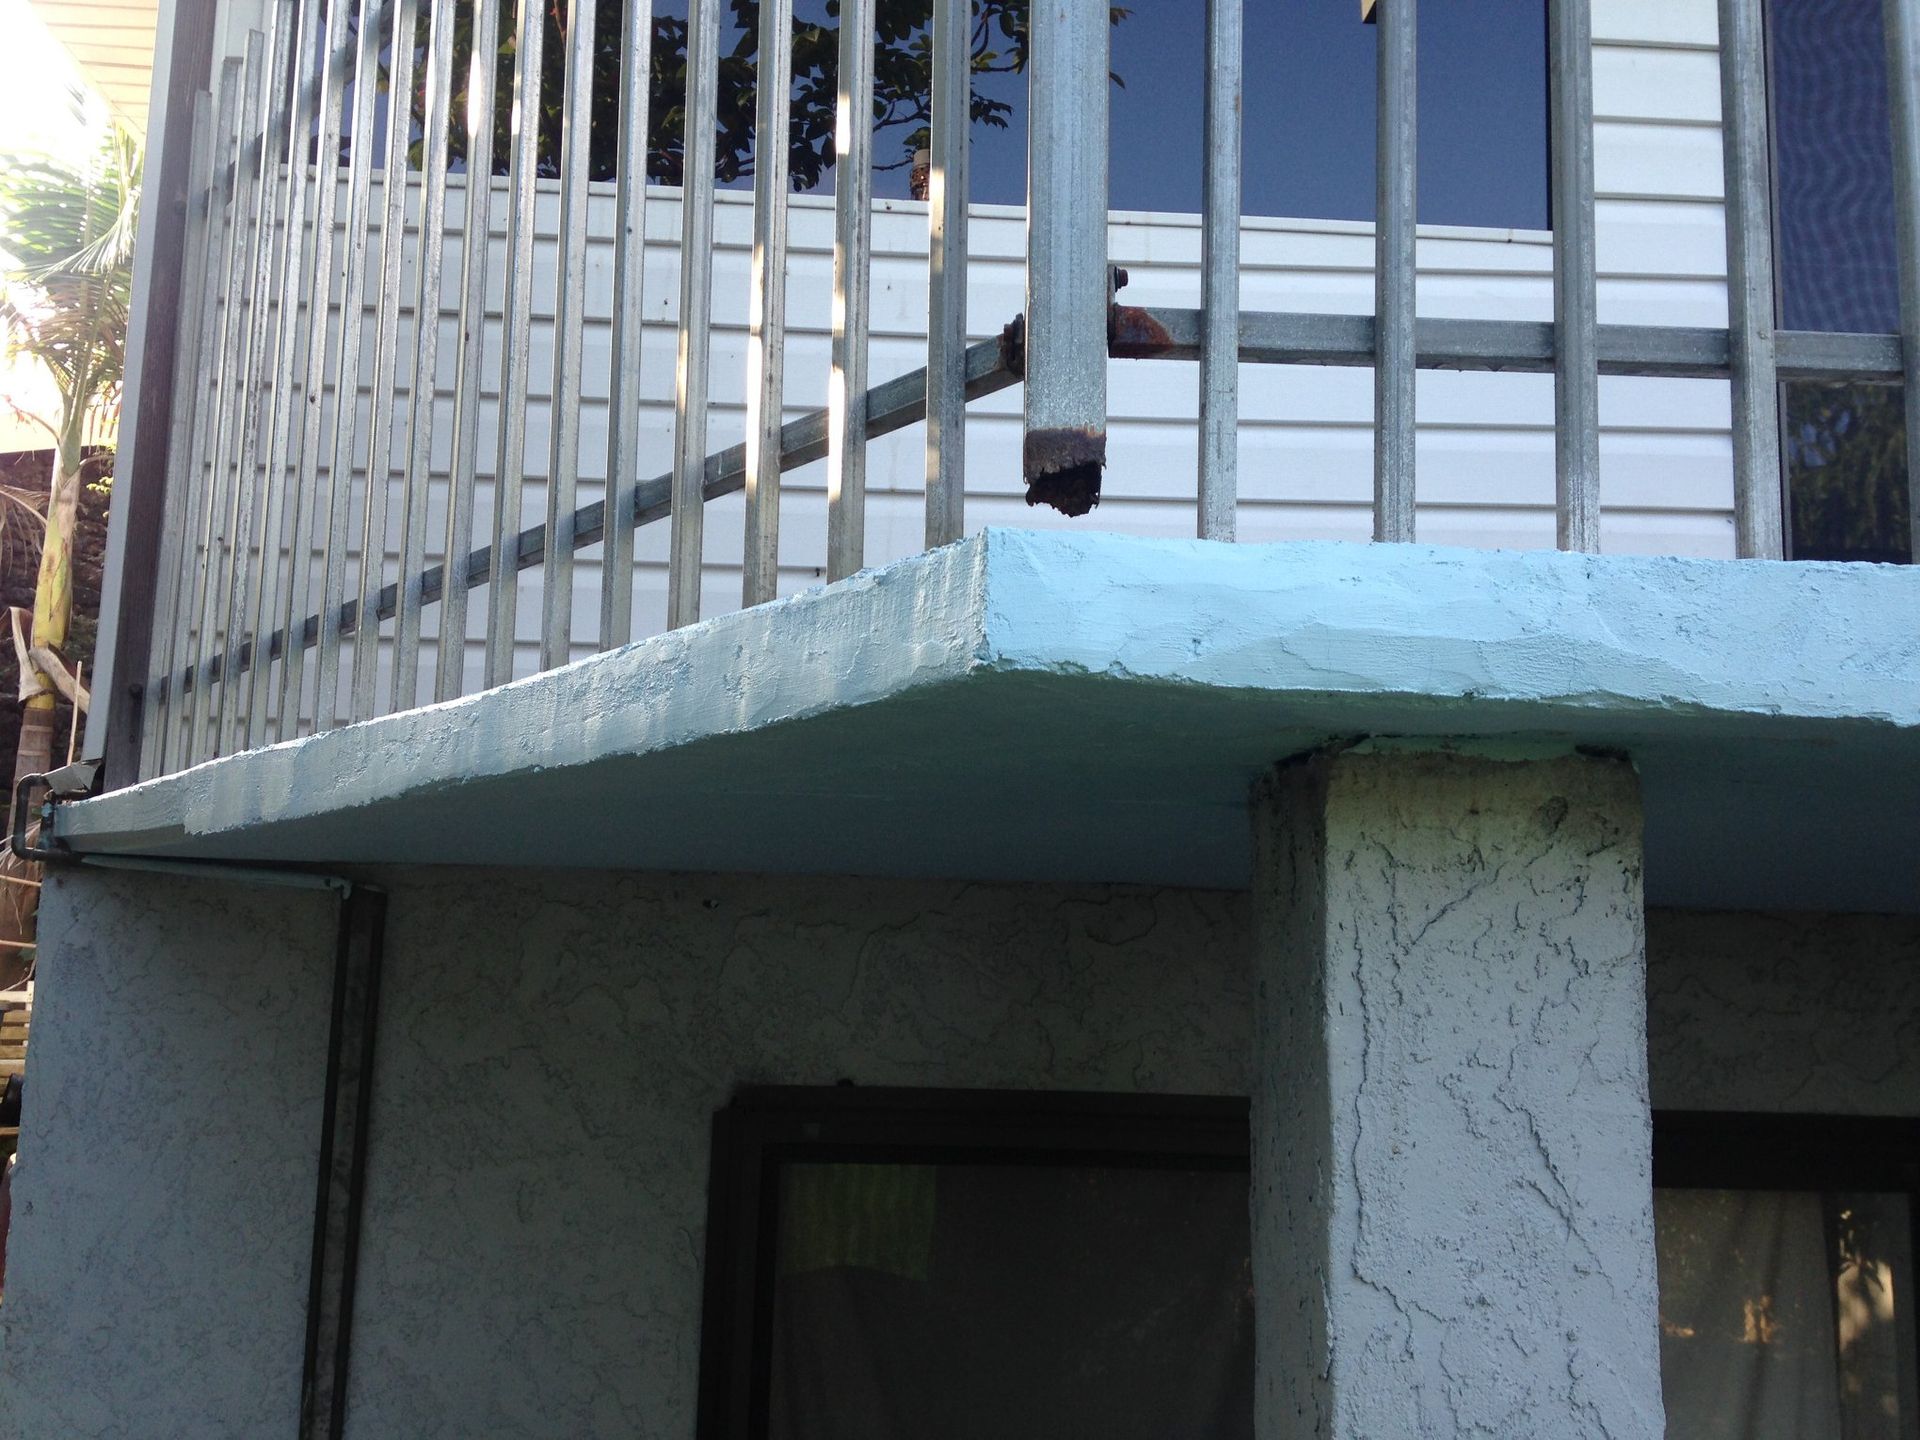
[1250,746,1664,1439]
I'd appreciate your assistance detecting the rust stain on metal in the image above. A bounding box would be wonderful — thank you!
[1108,305,1176,359]
[1023,427,1106,517]
[999,314,1027,379]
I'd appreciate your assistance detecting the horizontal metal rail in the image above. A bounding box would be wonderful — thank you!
[154,334,1021,697]
[1110,308,1908,382]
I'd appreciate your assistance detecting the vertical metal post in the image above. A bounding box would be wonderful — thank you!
[352,0,422,722]
[176,75,243,770]
[315,0,387,727]
[220,6,294,753]
[246,0,327,744]
[600,0,653,648]
[297,883,386,1440]
[394,0,457,712]
[542,0,597,670]
[1717,0,1786,559]
[1550,0,1601,553]
[923,0,969,551]
[1885,0,1920,562]
[826,0,875,581]
[1021,0,1108,518]
[1373,0,1417,543]
[279,0,360,740]
[742,0,793,607]
[141,94,218,781]
[187,50,257,763]
[668,0,721,628]
[436,0,501,702]
[487,0,547,681]
[1198,0,1241,541]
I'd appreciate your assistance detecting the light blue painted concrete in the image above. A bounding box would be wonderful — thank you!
[57,531,1920,911]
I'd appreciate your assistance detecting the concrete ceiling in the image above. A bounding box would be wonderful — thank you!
[58,530,1920,915]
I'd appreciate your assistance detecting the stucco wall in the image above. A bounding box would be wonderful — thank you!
[1647,910,1920,1115]
[0,863,1914,1440]
[0,867,336,1440]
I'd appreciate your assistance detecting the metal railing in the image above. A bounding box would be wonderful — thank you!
[120,0,1920,783]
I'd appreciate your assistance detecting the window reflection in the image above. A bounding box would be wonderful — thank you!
[1768,0,1913,562]
[1654,1188,1920,1439]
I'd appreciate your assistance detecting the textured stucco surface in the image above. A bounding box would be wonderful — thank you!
[1252,749,1665,1440]
[4,856,1916,1440]
[1648,910,1920,1115]
[57,530,1920,913]
[342,871,1249,1440]
[0,868,335,1440]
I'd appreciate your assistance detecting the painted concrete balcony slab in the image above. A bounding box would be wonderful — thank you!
[58,531,1920,913]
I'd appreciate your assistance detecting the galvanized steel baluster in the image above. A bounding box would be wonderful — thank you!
[351,0,422,721]
[314,0,388,726]
[186,49,258,763]
[244,0,327,743]
[923,0,969,551]
[278,0,361,739]
[599,0,654,647]
[1716,0,1785,559]
[826,0,875,582]
[487,0,546,681]
[1550,0,1601,554]
[435,0,501,701]
[667,0,720,628]
[219,5,296,753]
[394,0,457,710]
[1198,0,1241,542]
[142,93,218,780]
[541,0,596,671]
[1372,0,1417,543]
[1022,0,1109,517]
[742,0,792,607]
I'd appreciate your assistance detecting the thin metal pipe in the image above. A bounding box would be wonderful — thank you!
[219,6,295,753]
[923,0,968,551]
[351,0,421,722]
[826,0,875,581]
[486,0,546,681]
[1021,0,1108,515]
[245,0,327,744]
[1716,0,1785,559]
[435,0,500,701]
[668,0,720,628]
[741,0,791,607]
[1198,0,1241,541]
[600,0,653,648]
[1373,0,1417,543]
[1884,0,1920,562]
[187,48,260,764]
[1550,0,1600,553]
[540,0,596,671]
[278,0,360,739]
[394,0,456,711]
[314,0,388,727]
[141,94,217,781]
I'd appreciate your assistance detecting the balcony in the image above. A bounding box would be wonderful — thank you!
[64,0,1920,817]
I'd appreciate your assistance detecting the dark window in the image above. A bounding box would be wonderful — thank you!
[702,1096,1919,1440]
[1768,0,1913,562]
[695,1088,1253,1440]
[1653,1113,1920,1439]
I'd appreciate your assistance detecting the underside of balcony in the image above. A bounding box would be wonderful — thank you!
[56,530,1920,913]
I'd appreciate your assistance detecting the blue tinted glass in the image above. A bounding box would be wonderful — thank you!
[1770,0,1901,332]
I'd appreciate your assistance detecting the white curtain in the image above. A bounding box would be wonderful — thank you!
[1655,1189,1918,1440]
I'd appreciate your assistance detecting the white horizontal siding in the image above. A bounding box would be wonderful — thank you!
[216,0,1736,725]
